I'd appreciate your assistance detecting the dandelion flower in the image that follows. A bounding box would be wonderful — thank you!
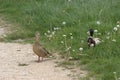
[117,21,120,24]
[113,72,116,74]
[96,21,101,25]
[69,57,73,60]
[81,40,84,43]
[54,27,60,31]
[107,32,110,35]
[44,33,47,36]
[68,0,71,2]
[70,36,73,39]
[49,35,52,38]
[66,47,71,51]
[79,47,83,51]
[87,31,89,35]
[52,31,55,35]
[94,29,98,33]
[117,25,120,28]
[112,39,116,42]
[62,21,66,25]
[56,27,59,30]
[63,34,67,37]
[72,49,75,52]
[98,33,101,35]
[69,33,72,35]
[53,27,57,31]
[113,27,118,31]
[47,30,51,33]
[61,41,64,44]
[106,36,110,39]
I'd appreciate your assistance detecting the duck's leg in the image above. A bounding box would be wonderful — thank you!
[41,57,43,61]
[38,56,40,62]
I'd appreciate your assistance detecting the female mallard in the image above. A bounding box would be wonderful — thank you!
[33,32,50,62]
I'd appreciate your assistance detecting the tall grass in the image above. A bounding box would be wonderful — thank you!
[0,0,120,79]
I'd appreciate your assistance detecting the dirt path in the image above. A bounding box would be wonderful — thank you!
[0,42,73,80]
[0,17,88,80]
[0,18,74,80]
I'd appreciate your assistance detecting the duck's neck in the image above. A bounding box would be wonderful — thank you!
[35,36,40,43]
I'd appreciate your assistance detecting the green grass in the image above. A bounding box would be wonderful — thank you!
[0,0,120,79]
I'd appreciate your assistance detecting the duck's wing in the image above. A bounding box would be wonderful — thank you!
[42,47,50,54]
[38,44,50,55]
[37,42,50,55]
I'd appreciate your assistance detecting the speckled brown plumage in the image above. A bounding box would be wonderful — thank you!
[33,32,50,62]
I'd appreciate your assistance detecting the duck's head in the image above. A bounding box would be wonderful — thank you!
[89,29,94,37]
[35,31,40,42]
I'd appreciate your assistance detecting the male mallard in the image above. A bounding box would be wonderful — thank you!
[87,29,101,47]
[33,32,50,62]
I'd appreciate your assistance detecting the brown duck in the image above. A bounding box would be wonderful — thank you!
[33,32,50,62]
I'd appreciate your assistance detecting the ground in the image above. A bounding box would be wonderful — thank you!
[0,17,87,80]
[0,42,73,80]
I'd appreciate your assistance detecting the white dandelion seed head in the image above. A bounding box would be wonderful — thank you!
[118,78,120,80]
[68,46,71,49]
[44,33,47,36]
[107,32,110,35]
[113,27,118,31]
[54,27,57,31]
[81,40,84,43]
[68,0,71,2]
[70,36,73,39]
[117,25,120,28]
[79,47,83,51]
[47,30,51,33]
[106,36,110,39]
[56,27,59,30]
[69,33,72,35]
[98,33,101,35]
[72,49,75,52]
[69,57,73,60]
[112,39,116,42]
[52,31,55,35]
[117,21,120,24]
[61,41,64,44]
[62,21,66,25]
[63,34,67,37]
[87,31,90,35]
[94,29,98,33]
[96,21,101,25]
[66,47,71,51]
[54,27,60,31]
[49,35,52,38]
[113,72,116,74]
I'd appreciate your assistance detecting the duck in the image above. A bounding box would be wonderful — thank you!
[87,29,101,47]
[87,36,96,47]
[87,29,95,47]
[33,31,50,62]
[93,37,101,45]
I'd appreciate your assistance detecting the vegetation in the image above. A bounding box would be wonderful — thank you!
[0,0,120,79]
